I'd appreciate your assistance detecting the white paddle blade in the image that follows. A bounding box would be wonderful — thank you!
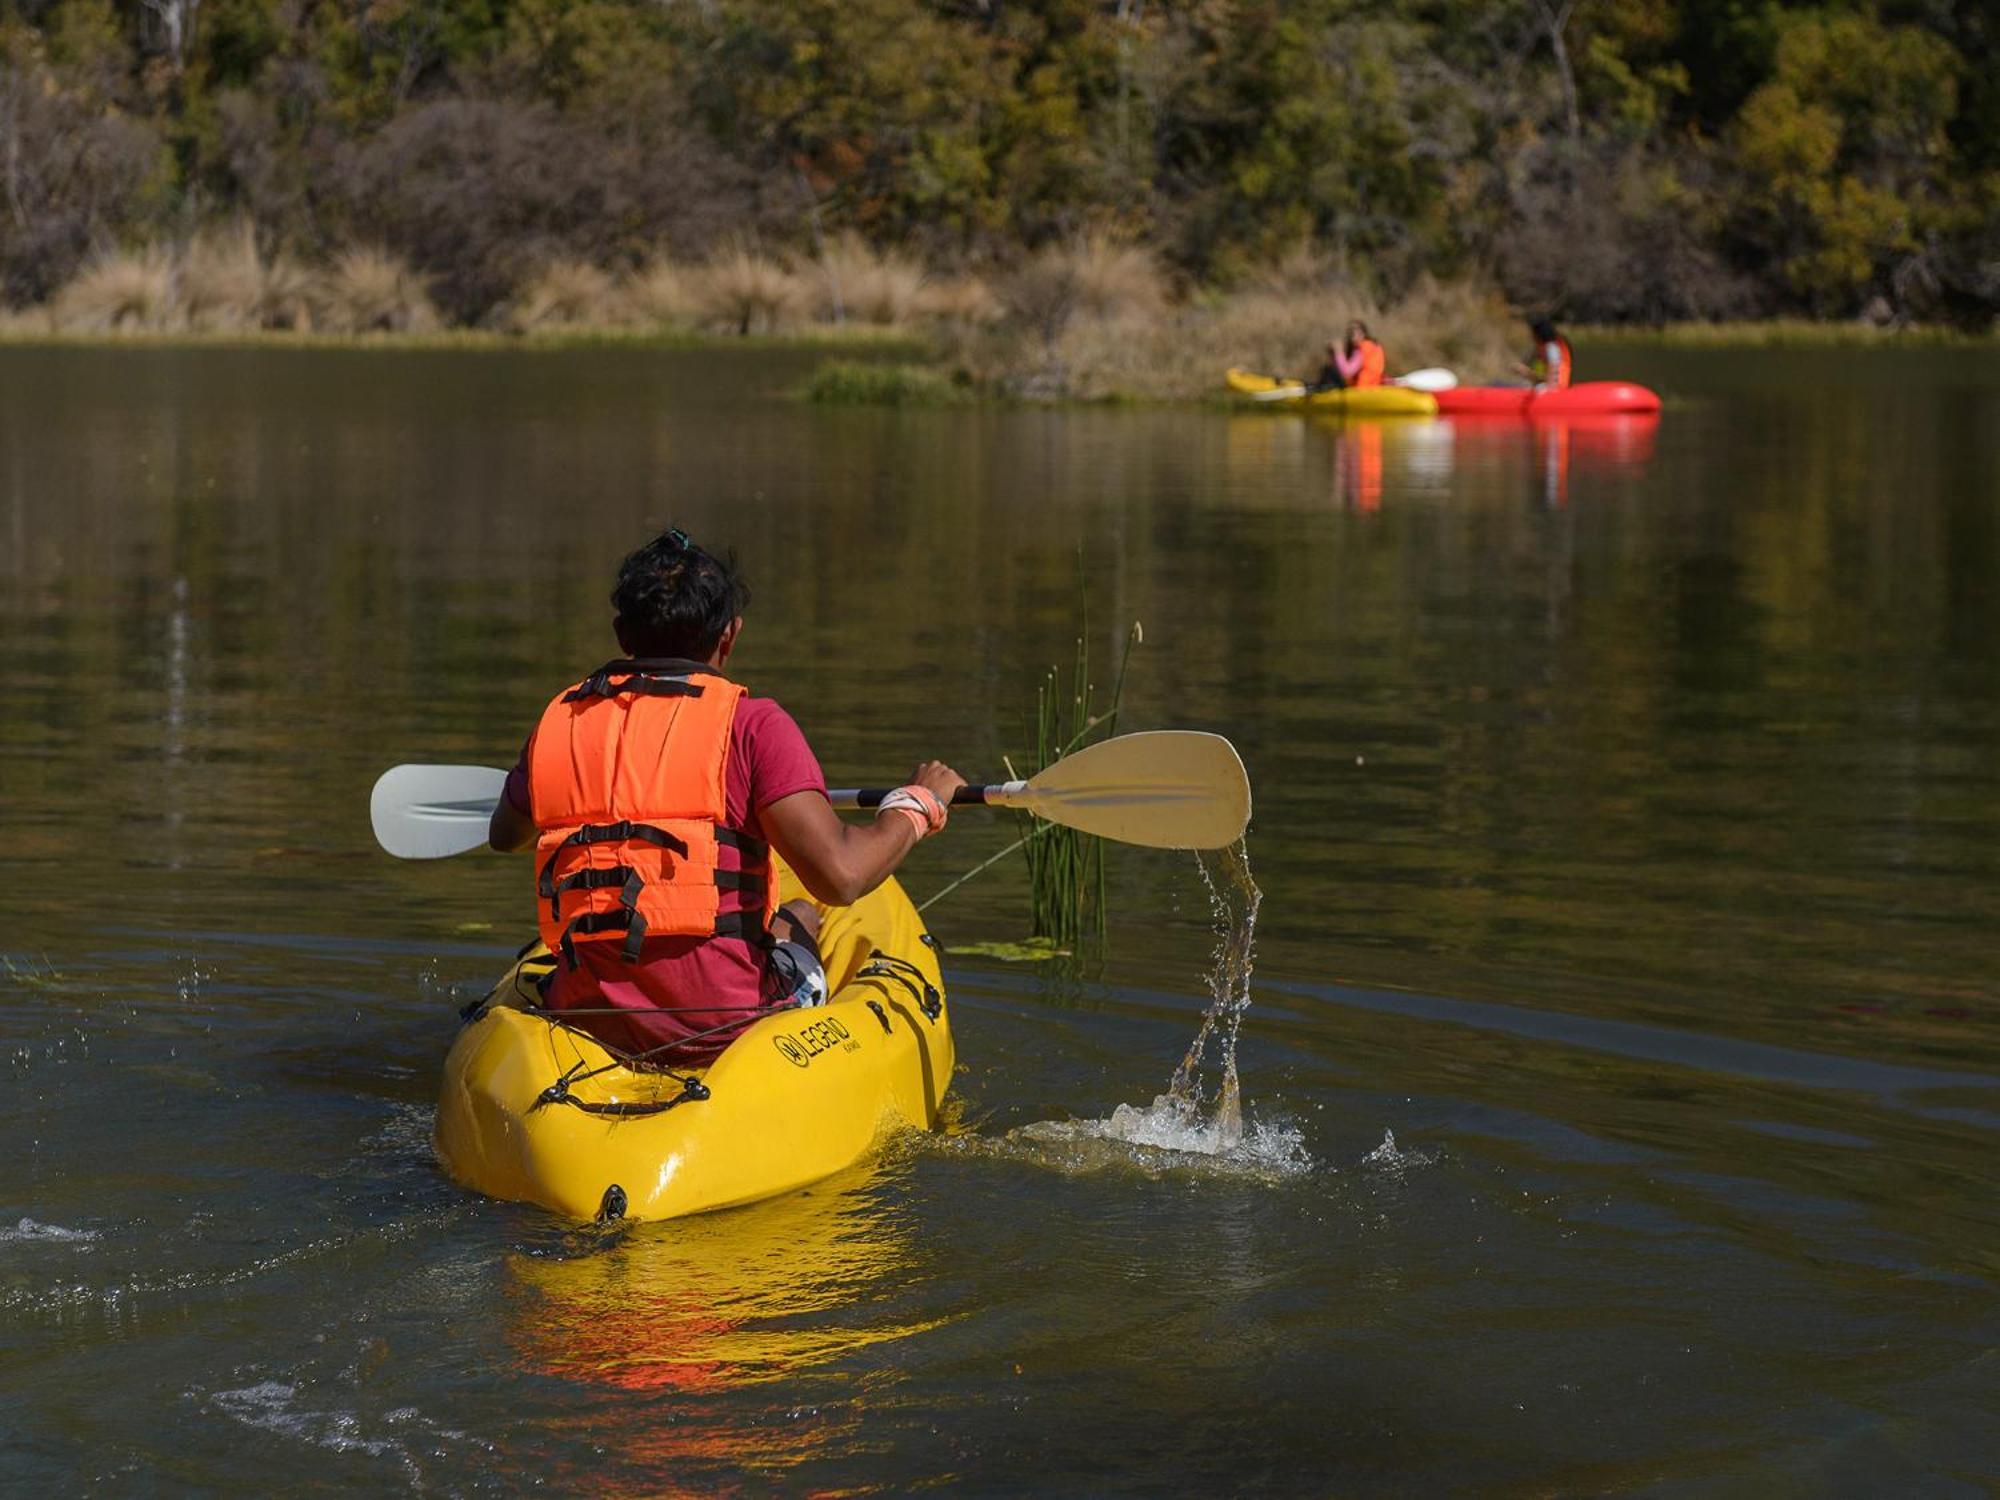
[1393,366,1459,392]
[1022,731,1250,850]
[1251,383,1308,402]
[371,764,509,859]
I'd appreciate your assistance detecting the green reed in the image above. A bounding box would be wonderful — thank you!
[1018,620,1140,947]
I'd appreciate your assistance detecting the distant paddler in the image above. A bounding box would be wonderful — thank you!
[1308,320,1387,393]
[1512,316,1573,391]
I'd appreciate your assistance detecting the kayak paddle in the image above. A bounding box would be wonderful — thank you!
[370,764,510,859]
[1392,366,1459,392]
[827,730,1250,850]
[371,729,1251,860]
[1251,367,1457,400]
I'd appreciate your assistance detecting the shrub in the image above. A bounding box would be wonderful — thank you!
[335,98,769,324]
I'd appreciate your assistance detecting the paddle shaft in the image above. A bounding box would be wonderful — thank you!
[829,782,1029,811]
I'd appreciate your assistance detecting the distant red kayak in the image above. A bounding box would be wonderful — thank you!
[1434,381,1662,416]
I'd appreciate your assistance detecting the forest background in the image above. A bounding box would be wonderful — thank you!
[2,0,1994,350]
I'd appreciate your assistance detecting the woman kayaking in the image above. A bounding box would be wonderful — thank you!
[1310,320,1387,391]
[486,527,965,1064]
[1512,316,1573,390]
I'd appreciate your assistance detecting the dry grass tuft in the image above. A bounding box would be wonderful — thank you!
[693,245,805,335]
[510,258,622,331]
[626,258,702,330]
[321,247,438,334]
[0,305,54,338]
[52,247,176,332]
[256,251,318,331]
[971,250,1516,402]
[812,234,927,326]
[915,272,1002,329]
[1001,233,1167,347]
[179,223,266,332]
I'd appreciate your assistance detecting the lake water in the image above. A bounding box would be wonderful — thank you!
[2,341,1996,1492]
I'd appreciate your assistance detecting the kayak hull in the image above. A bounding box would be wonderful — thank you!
[1433,381,1661,416]
[433,867,954,1222]
[1225,368,1438,417]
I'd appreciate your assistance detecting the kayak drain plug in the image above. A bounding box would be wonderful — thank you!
[598,1184,628,1222]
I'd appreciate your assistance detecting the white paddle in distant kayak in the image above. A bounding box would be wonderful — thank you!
[1392,366,1458,392]
[1251,365,1457,401]
[371,729,1252,860]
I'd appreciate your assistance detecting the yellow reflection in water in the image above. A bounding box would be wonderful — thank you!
[503,1164,941,1398]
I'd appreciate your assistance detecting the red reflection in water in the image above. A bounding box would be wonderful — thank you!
[1453,413,1660,510]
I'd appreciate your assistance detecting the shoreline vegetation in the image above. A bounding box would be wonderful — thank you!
[3,2,1994,394]
[1,233,1988,408]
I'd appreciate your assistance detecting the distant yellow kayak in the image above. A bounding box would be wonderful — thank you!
[433,865,953,1222]
[1225,367,1437,416]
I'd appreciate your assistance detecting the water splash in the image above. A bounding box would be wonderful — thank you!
[1165,840,1264,1146]
[1002,839,1311,1180]
[0,1218,99,1246]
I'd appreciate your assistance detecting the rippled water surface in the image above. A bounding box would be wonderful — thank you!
[3,342,1997,1492]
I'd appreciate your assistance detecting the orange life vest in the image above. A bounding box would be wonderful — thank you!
[1353,338,1386,388]
[526,659,777,966]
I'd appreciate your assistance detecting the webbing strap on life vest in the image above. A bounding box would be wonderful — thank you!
[715,827,767,858]
[562,659,711,703]
[557,906,773,969]
[537,822,690,907]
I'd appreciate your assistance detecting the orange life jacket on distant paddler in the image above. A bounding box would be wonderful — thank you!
[527,659,777,967]
[1353,338,1387,388]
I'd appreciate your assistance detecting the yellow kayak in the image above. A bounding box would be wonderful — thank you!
[433,865,954,1222]
[1225,367,1437,417]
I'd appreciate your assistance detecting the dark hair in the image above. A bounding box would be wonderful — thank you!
[610,528,750,659]
[1348,319,1371,339]
[1530,316,1558,341]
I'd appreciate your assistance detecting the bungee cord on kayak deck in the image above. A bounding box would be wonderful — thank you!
[456,934,945,1129]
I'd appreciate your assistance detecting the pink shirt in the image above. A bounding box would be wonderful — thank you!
[504,696,827,1062]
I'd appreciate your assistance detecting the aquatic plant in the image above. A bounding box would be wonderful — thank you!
[1017,619,1141,947]
[802,360,968,406]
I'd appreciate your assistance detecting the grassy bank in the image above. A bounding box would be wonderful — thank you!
[1575,320,1998,348]
[12,232,1987,405]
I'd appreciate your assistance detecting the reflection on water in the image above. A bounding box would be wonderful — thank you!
[2,342,1997,1489]
[505,1167,941,1396]
[1297,411,1662,514]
